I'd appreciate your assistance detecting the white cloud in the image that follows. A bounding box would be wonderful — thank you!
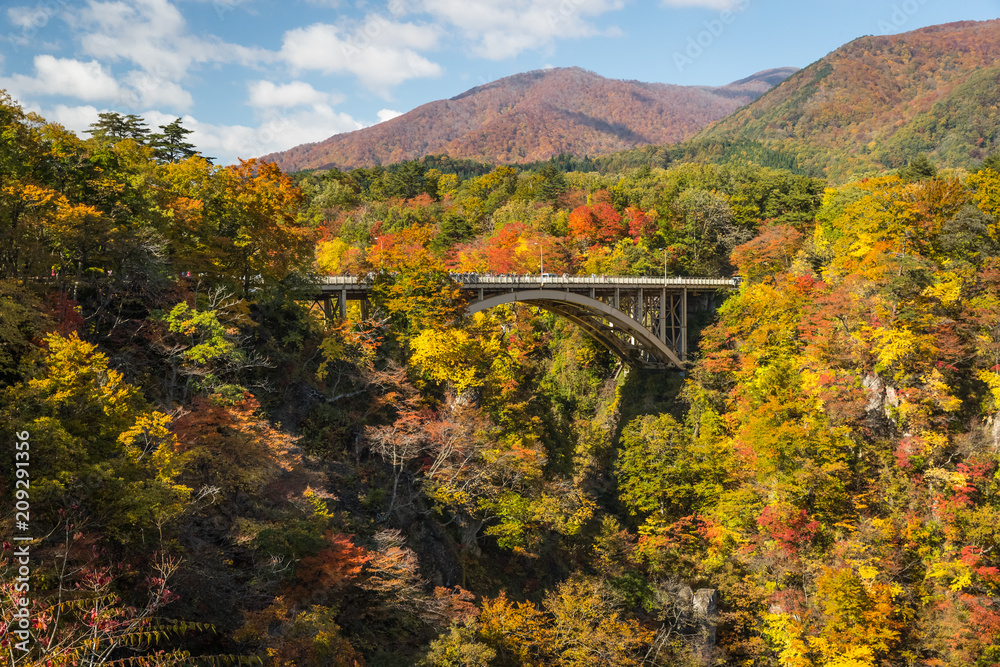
[373,19,442,50]
[418,0,624,60]
[1,56,122,102]
[660,0,748,10]
[184,0,254,6]
[280,20,442,95]
[7,5,54,29]
[123,70,194,109]
[0,53,198,112]
[376,108,402,123]
[72,0,268,81]
[45,104,103,135]
[36,102,365,164]
[247,80,338,109]
[189,107,365,163]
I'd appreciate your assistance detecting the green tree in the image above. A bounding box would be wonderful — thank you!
[0,92,59,279]
[980,152,1000,173]
[615,413,732,531]
[535,164,569,205]
[87,111,150,144]
[151,299,250,405]
[150,117,200,163]
[899,153,938,181]
[385,160,428,199]
[0,332,190,545]
[0,280,50,385]
[669,187,747,274]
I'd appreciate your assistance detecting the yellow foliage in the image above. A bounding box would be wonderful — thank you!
[762,613,812,667]
[921,368,962,413]
[894,431,949,461]
[12,183,58,208]
[117,410,182,479]
[978,369,1000,408]
[927,559,974,592]
[437,173,460,195]
[479,578,652,667]
[968,168,1000,239]
[30,332,134,417]
[316,323,380,379]
[766,565,902,667]
[924,466,968,492]
[531,488,597,537]
[316,238,351,274]
[430,484,472,510]
[813,642,876,667]
[856,325,937,377]
[921,268,966,306]
[410,327,484,394]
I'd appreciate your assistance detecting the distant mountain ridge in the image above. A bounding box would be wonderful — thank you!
[262,66,797,172]
[694,20,1000,180]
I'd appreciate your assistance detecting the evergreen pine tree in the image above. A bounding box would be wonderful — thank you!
[899,153,937,181]
[535,164,568,205]
[150,118,199,163]
[980,152,1000,173]
[87,112,150,144]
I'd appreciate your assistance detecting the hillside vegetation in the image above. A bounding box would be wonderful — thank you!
[3,83,1000,667]
[267,19,1000,184]
[696,19,1000,181]
[262,67,797,172]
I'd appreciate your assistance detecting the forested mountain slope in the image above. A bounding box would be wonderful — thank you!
[695,19,1000,181]
[262,66,797,172]
[4,73,1000,666]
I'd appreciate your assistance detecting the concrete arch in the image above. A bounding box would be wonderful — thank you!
[466,289,684,369]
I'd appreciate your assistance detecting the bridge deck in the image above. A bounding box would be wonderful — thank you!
[315,274,739,292]
[306,274,739,369]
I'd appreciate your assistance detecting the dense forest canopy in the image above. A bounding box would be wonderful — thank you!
[3,91,1000,667]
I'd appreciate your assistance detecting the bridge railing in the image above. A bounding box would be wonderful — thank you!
[316,274,740,288]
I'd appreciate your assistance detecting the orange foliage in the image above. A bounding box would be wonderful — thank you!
[292,532,371,604]
[568,200,626,245]
[450,223,569,274]
[173,393,300,492]
[731,224,804,281]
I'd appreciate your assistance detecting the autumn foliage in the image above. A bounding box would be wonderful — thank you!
[6,83,1000,667]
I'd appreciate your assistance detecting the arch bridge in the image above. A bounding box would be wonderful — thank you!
[309,274,739,369]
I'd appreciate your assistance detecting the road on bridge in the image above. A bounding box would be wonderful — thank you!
[306,274,740,369]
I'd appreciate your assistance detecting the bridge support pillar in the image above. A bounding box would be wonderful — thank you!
[637,288,643,325]
[681,288,688,361]
[659,288,667,344]
[340,289,347,319]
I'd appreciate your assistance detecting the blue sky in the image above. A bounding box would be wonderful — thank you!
[1,0,998,164]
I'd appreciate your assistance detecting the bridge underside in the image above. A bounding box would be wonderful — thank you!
[466,289,686,370]
[306,277,731,370]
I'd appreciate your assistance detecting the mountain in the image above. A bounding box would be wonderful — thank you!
[693,20,1000,181]
[261,66,797,172]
